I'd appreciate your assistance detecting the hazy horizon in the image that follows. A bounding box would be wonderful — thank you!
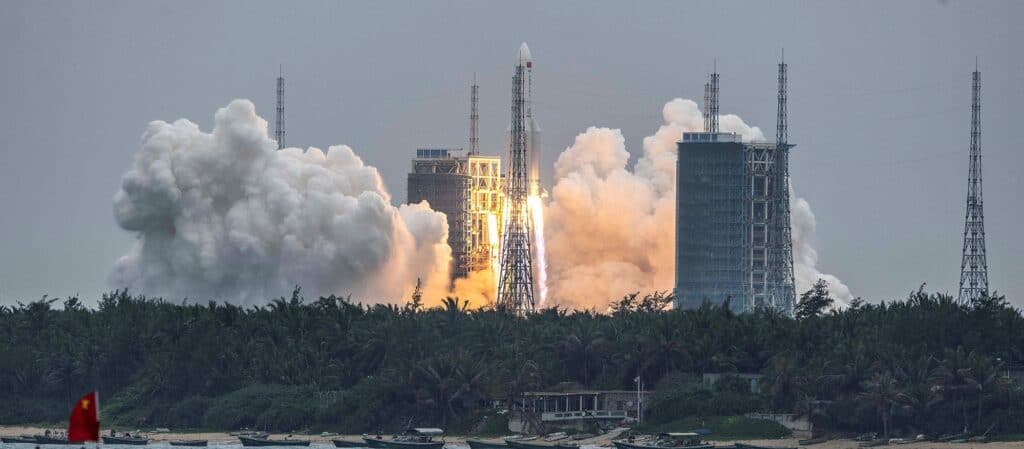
[1,0,1022,307]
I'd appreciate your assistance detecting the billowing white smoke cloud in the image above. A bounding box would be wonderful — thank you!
[110,100,452,303]
[790,191,853,305]
[544,98,851,309]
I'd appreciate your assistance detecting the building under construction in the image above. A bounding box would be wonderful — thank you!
[674,61,796,315]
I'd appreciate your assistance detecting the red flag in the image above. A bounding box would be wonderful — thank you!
[68,391,100,443]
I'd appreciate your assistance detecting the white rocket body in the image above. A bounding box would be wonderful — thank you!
[509,42,542,197]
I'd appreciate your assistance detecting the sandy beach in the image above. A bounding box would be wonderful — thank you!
[3,426,1022,449]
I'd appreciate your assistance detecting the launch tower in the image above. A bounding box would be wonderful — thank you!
[497,43,537,313]
[674,62,796,315]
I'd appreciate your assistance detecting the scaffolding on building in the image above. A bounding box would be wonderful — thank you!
[408,149,473,281]
[675,64,796,315]
[407,148,504,283]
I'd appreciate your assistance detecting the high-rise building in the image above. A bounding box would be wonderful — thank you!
[674,64,796,315]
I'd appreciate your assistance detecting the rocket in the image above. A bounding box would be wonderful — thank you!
[512,42,543,197]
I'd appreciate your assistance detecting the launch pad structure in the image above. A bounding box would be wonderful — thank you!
[497,43,538,314]
[407,76,504,282]
[408,149,503,281]
[674,60,796,315]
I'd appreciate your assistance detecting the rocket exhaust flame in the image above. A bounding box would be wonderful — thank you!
[488,213,500,294]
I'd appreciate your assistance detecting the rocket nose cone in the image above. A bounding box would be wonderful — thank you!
[516,42,532,65]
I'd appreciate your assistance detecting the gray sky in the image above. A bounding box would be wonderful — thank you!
[1,0,1021,306]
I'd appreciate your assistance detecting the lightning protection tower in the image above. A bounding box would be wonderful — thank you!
[766,53,797,315]
[470,74,480,155]
[275,66,285,150]
[497,43,537,313]
[958,66,989,302]
[704,65,720,133]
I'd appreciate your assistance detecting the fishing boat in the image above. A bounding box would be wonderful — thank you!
[612,433,714,449]
[33,435,75,445]
[381,429,445,449]
[466,439,508,449]
[852,433,876,443]
[735,443,797,449]
[506,439,554,449]
[735,443,798,449]
[554,443,578,449]
[2,436,38,444]
[333,439,366,448]
[506,441,551,449]
[238,435,311,447]
[169,440,208,447]
[102,435,149,445]
[363,435,390,448]
[888,436,924,445]
[936,433,968,443]
[796,436,829,446]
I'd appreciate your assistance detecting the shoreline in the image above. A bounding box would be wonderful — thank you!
[3,426,1023,449]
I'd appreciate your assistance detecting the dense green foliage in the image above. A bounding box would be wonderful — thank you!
[1,286,1023,438]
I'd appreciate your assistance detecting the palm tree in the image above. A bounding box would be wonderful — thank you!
[970,355,1003,432]
[856,371,903,438]
[896,356,942,431]
[931,347,979,433]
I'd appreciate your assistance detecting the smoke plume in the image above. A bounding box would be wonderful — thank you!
[544,99,851,310]
[110,100,452,304]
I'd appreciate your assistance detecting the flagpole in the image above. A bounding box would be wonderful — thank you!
[634,375,641,425]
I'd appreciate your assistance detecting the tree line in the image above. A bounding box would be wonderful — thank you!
[1,282,1022,438]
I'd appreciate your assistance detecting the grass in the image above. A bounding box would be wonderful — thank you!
[633,416,791,441]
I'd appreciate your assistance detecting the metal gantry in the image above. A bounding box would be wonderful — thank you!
[959,67,989,302]
[766,55,797,315]
[275,66,285,149]
[676,62,796,316]
[497,50,536,314]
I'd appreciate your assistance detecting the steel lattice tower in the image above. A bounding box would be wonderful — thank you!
[275,66,285,150]
[703,70,720,133]
[766,55,797,315]
[959,67,989,302]
[470,74,480,155]
[497,44,536,313]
